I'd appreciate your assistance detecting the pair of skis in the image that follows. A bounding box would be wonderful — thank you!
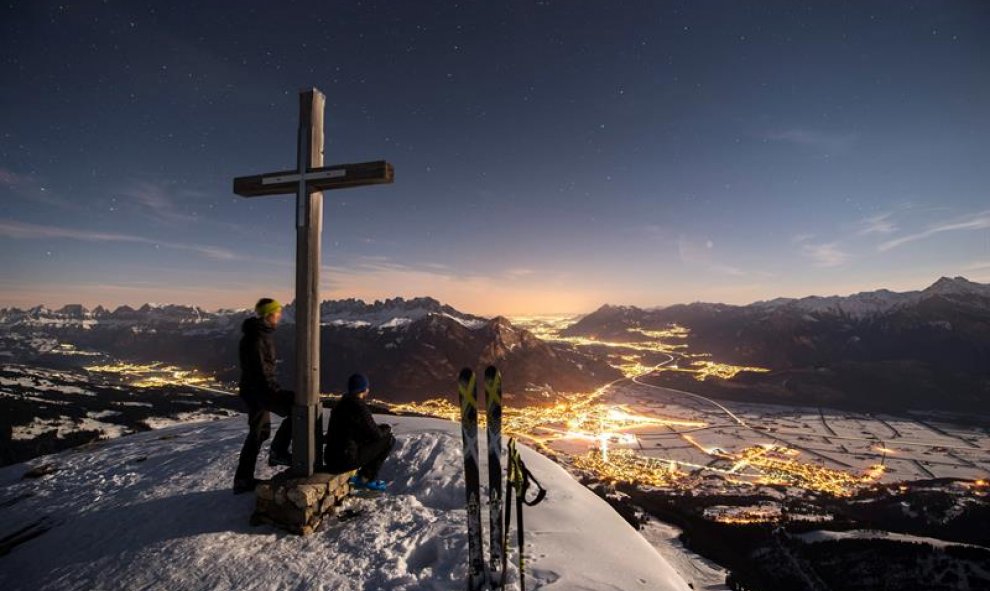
[458,366,504,591]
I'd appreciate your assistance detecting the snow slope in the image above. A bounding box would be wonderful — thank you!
[795,529,987,550]
[0,415,690,591]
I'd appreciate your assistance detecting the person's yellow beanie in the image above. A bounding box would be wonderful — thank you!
[255,299,282,318]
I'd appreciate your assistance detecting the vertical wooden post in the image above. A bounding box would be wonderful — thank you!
[292,89,325,476]
[234,87,393,477]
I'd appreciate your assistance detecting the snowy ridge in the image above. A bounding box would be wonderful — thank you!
[0,296,490,333]
[794,529,987,551]
[753,289,919,319]
[582,277,990,322]
[0,415,689,591]
[751,276,990,319]
[312,297,488,330]
[0,303,220,329]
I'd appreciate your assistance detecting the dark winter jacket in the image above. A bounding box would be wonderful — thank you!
[238,316,281,406]
[324,393,385,470]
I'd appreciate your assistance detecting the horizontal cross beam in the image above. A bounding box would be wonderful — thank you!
[233,160,394,198]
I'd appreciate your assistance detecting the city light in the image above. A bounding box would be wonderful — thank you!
[387,388,894,497]
[509,318,694,378]
[571,448,684,488]
[735,445,886,497]
[653,359,771,381]
[84,362,223,390]
[703,504,782,524]
[391,387,706,458]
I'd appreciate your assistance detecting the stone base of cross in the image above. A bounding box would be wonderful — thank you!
[250,470,357,535]
[233,88,394,476]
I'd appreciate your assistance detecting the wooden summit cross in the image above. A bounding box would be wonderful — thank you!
[233,88,394,477]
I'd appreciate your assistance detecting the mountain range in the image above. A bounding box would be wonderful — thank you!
[0,297,487,331]
[565,276,990,412]
[3,277,988,411]
[0,297,619,402]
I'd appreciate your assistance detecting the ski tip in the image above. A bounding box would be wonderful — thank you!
[484,365,500,380]
[458,367,475,383]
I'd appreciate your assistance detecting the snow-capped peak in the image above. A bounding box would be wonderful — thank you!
[755,290,917,318]
[0,297,489,333]
[923,276,990,297]
[311,297,488,330]
[752,276,990,319]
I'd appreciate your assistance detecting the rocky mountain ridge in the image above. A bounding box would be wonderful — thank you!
[565,277,990,411]
[0,297,619,402]
[0,296,485,331]
[566,276,990,366]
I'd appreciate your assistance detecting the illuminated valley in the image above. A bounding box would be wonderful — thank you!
[391,317,990,510]
[43,318,990,515]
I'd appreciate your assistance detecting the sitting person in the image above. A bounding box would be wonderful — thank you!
[324,373,395,491]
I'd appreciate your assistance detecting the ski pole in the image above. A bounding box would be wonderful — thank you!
[516,480,526,591]
[500,448,513,591]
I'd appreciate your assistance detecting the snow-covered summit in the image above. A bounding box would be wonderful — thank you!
[0,296,491,332]
[0,303,213,328]
[753,288,918,318]
[922,275,990,298]
[752,276,990,319]
[304,296,488,330]
[0,415,689,591]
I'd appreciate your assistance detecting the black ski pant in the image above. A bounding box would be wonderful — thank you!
[354,432,396,480]
[234,390,293,482]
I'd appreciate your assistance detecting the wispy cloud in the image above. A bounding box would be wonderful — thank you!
[708,263,747,277]
[0,168,30,187]
[801,242,850,267]
[0,219,237,260]
[765,129,858,151]
[878,210,990,252]
[0,168,79,210]
[120,181,200,224]
[323,256,554,284]
[857,212,898,236]
[676,235,750,276]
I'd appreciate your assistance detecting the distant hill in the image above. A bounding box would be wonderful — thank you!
[0,297,620,402]
[564,277,990,412]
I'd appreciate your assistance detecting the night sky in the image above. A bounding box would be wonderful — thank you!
[2,1,988,315]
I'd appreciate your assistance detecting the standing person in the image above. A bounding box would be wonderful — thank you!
[233,298,293,494]
[324,373,395,491]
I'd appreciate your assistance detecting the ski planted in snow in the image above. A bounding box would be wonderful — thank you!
[485,365,504,580]
[458,368,489,590]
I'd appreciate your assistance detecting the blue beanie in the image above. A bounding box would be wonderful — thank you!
[347,373,369,396]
